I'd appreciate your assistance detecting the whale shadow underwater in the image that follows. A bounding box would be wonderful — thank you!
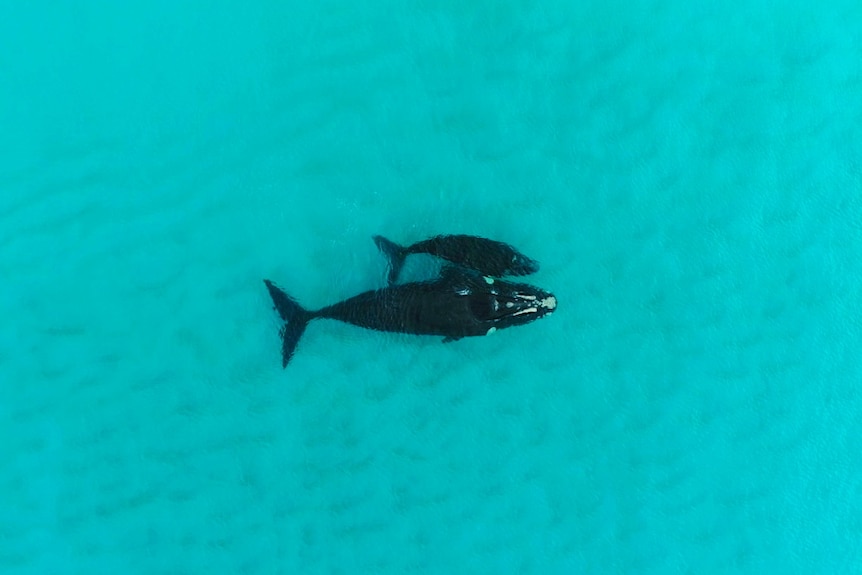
[264,234,556,367]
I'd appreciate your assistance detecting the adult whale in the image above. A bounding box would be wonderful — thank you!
[263,267,556,367]
[372,234,540,285]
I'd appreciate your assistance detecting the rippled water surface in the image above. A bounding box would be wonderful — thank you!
[2,2,862,573]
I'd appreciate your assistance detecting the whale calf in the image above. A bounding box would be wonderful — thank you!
[372,234,540,285]
[264,266,556,367]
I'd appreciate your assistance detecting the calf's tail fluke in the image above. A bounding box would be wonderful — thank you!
[263,279,313,367]
[372,235,406,284]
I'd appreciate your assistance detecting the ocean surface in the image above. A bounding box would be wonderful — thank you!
[2,1,862,573]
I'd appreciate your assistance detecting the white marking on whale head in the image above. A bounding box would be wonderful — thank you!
[512,307,538,317]
[540,296,557,310]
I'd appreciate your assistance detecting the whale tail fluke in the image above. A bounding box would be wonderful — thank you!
[373,235,407,285]
[263,279,314,367]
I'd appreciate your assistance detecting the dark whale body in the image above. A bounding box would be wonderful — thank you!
[264,267,556,367]
[373,234,540,285]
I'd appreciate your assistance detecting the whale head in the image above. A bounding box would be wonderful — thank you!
[508,252,541,276]
[468,277,556,331]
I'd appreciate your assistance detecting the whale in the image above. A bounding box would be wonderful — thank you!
[372,234,540,285]
[263,266,556,367]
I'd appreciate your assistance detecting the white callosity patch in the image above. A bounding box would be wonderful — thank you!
[541,296,557,310]
[511,307,538,317]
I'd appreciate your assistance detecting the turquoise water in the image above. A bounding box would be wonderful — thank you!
[3,1,862,573]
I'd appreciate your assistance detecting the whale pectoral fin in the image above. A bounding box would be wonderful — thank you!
[442,336,461,343]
